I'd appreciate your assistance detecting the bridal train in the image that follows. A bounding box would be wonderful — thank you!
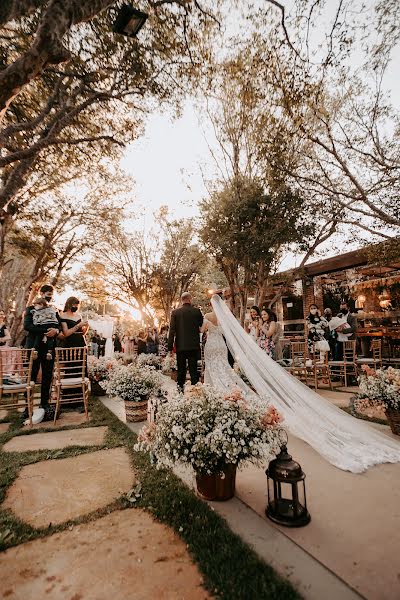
[205,295,400,473]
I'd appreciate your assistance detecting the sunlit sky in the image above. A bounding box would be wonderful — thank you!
[118,0,399,272]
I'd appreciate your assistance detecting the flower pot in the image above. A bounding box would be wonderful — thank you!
[91,379,106,396]
[385,408,400,436]
[195,464,236,501]
[124,399,148,423]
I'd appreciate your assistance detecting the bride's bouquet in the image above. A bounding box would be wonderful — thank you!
[135,384,283,475]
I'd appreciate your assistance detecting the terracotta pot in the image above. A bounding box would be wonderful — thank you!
[385,408,400,436]
[124,399,148,422]
[195,464,236,501]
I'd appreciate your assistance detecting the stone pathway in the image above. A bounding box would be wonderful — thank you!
[0,422,10,433]
[0,510,210,600]
[3,447,133,528]
[3,426,107,452]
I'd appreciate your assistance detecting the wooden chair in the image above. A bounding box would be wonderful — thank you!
[0,348,35,426]
[288,342,310,386]
[197,345,205,383]
[53,347,89,424]
[357,339,382,370]
[310,344,332,390]
[328,340,358,387]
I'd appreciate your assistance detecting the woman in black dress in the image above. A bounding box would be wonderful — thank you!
[59,297,89,348]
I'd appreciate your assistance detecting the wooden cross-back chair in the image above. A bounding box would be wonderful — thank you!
[328,340,358,387]
[0,348,35,426]
[53,347,89,424]
[310,344,332,391]
[288,341,310,386]
[357,339,382,370]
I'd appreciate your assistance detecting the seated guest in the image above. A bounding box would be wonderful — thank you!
[0,310,11,346]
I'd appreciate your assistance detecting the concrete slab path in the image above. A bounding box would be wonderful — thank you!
[3,447,133,528]
[0,509,211,600]
[3,426,107,452]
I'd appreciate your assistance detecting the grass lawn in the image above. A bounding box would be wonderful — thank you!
[0,396,301,600]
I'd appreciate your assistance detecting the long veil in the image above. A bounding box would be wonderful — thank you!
[211,294,400,473]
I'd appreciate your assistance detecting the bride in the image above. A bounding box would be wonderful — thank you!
[201,295,400,473]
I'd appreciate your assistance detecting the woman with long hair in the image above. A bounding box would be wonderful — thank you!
[245,306,261,342]
[258,308,277,358]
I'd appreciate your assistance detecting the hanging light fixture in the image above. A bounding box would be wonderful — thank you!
[113,5,148,38]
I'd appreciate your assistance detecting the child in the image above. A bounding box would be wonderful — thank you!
[31,297,59,360]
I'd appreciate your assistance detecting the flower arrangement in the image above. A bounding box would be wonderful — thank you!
[102,364,162,402]
[87,355,118,382]
[136,353,163,370]
[135,384,283,475]
[354,366,400,412]
[162,353,177,372]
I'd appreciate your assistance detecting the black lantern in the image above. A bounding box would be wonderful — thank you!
[113,5,148,38]
[266,430,310,527]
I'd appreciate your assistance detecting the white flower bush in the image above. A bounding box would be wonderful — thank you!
[162,353,177,372]
[87,355,118,382]
[135,384,283,475]
[102,364,162,402]
[354,366,400,412]
[136,353,163,369]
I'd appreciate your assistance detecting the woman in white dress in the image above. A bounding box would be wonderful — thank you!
[244,306,261,342]
[202,295,400,473]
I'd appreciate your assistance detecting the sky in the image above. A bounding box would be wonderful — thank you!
[119,0,399,271]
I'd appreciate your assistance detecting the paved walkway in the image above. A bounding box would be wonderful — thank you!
[105,376,399,600]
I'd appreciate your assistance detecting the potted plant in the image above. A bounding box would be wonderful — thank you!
[87,356,117,396]
[136,353,163,370]
[102,364,162,422]
[354,366,400,435]
[135,384,283,500]
[162,353,177,381]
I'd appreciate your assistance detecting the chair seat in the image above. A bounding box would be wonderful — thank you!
[356,358,380,364]
[0,382,34,391]
[58,377,90,387]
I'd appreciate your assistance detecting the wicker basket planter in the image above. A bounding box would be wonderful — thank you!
[124,398,148,423]
[195,464,236,501]
[385,408,400,436]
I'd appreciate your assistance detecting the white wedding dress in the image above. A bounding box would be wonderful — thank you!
[203,295,400,473]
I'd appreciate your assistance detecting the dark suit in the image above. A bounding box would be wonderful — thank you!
[168,303,203,391]
[24,305,61,406]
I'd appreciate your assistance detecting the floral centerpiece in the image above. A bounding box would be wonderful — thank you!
[136,384,283,500]
[103,364,163,422]
[136,353,163,370]
[354,366,400,435]
[87,356,118,395]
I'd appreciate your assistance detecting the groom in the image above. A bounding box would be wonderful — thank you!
[168,292,203,393]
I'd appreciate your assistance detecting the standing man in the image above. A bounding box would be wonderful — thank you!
[91,330,99,357]
[24,284,60,418]
[168,292,203,393]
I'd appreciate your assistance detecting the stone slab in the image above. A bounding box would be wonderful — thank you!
[3,426,107,452]
[0,409,8,419]
[29,412,91,429]
[0,422,10,433]
[2,447,133,528]
[0,509,210,600]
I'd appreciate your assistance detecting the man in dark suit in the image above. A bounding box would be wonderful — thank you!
[168,292,203,393]
[24,284,61,415]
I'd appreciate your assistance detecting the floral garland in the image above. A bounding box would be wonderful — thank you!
[136,353,163,369]
[135,384,283,475]
[87,355,118,382]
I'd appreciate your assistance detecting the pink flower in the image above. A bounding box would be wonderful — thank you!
[260,406,283,427]
[138,422,157,444]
